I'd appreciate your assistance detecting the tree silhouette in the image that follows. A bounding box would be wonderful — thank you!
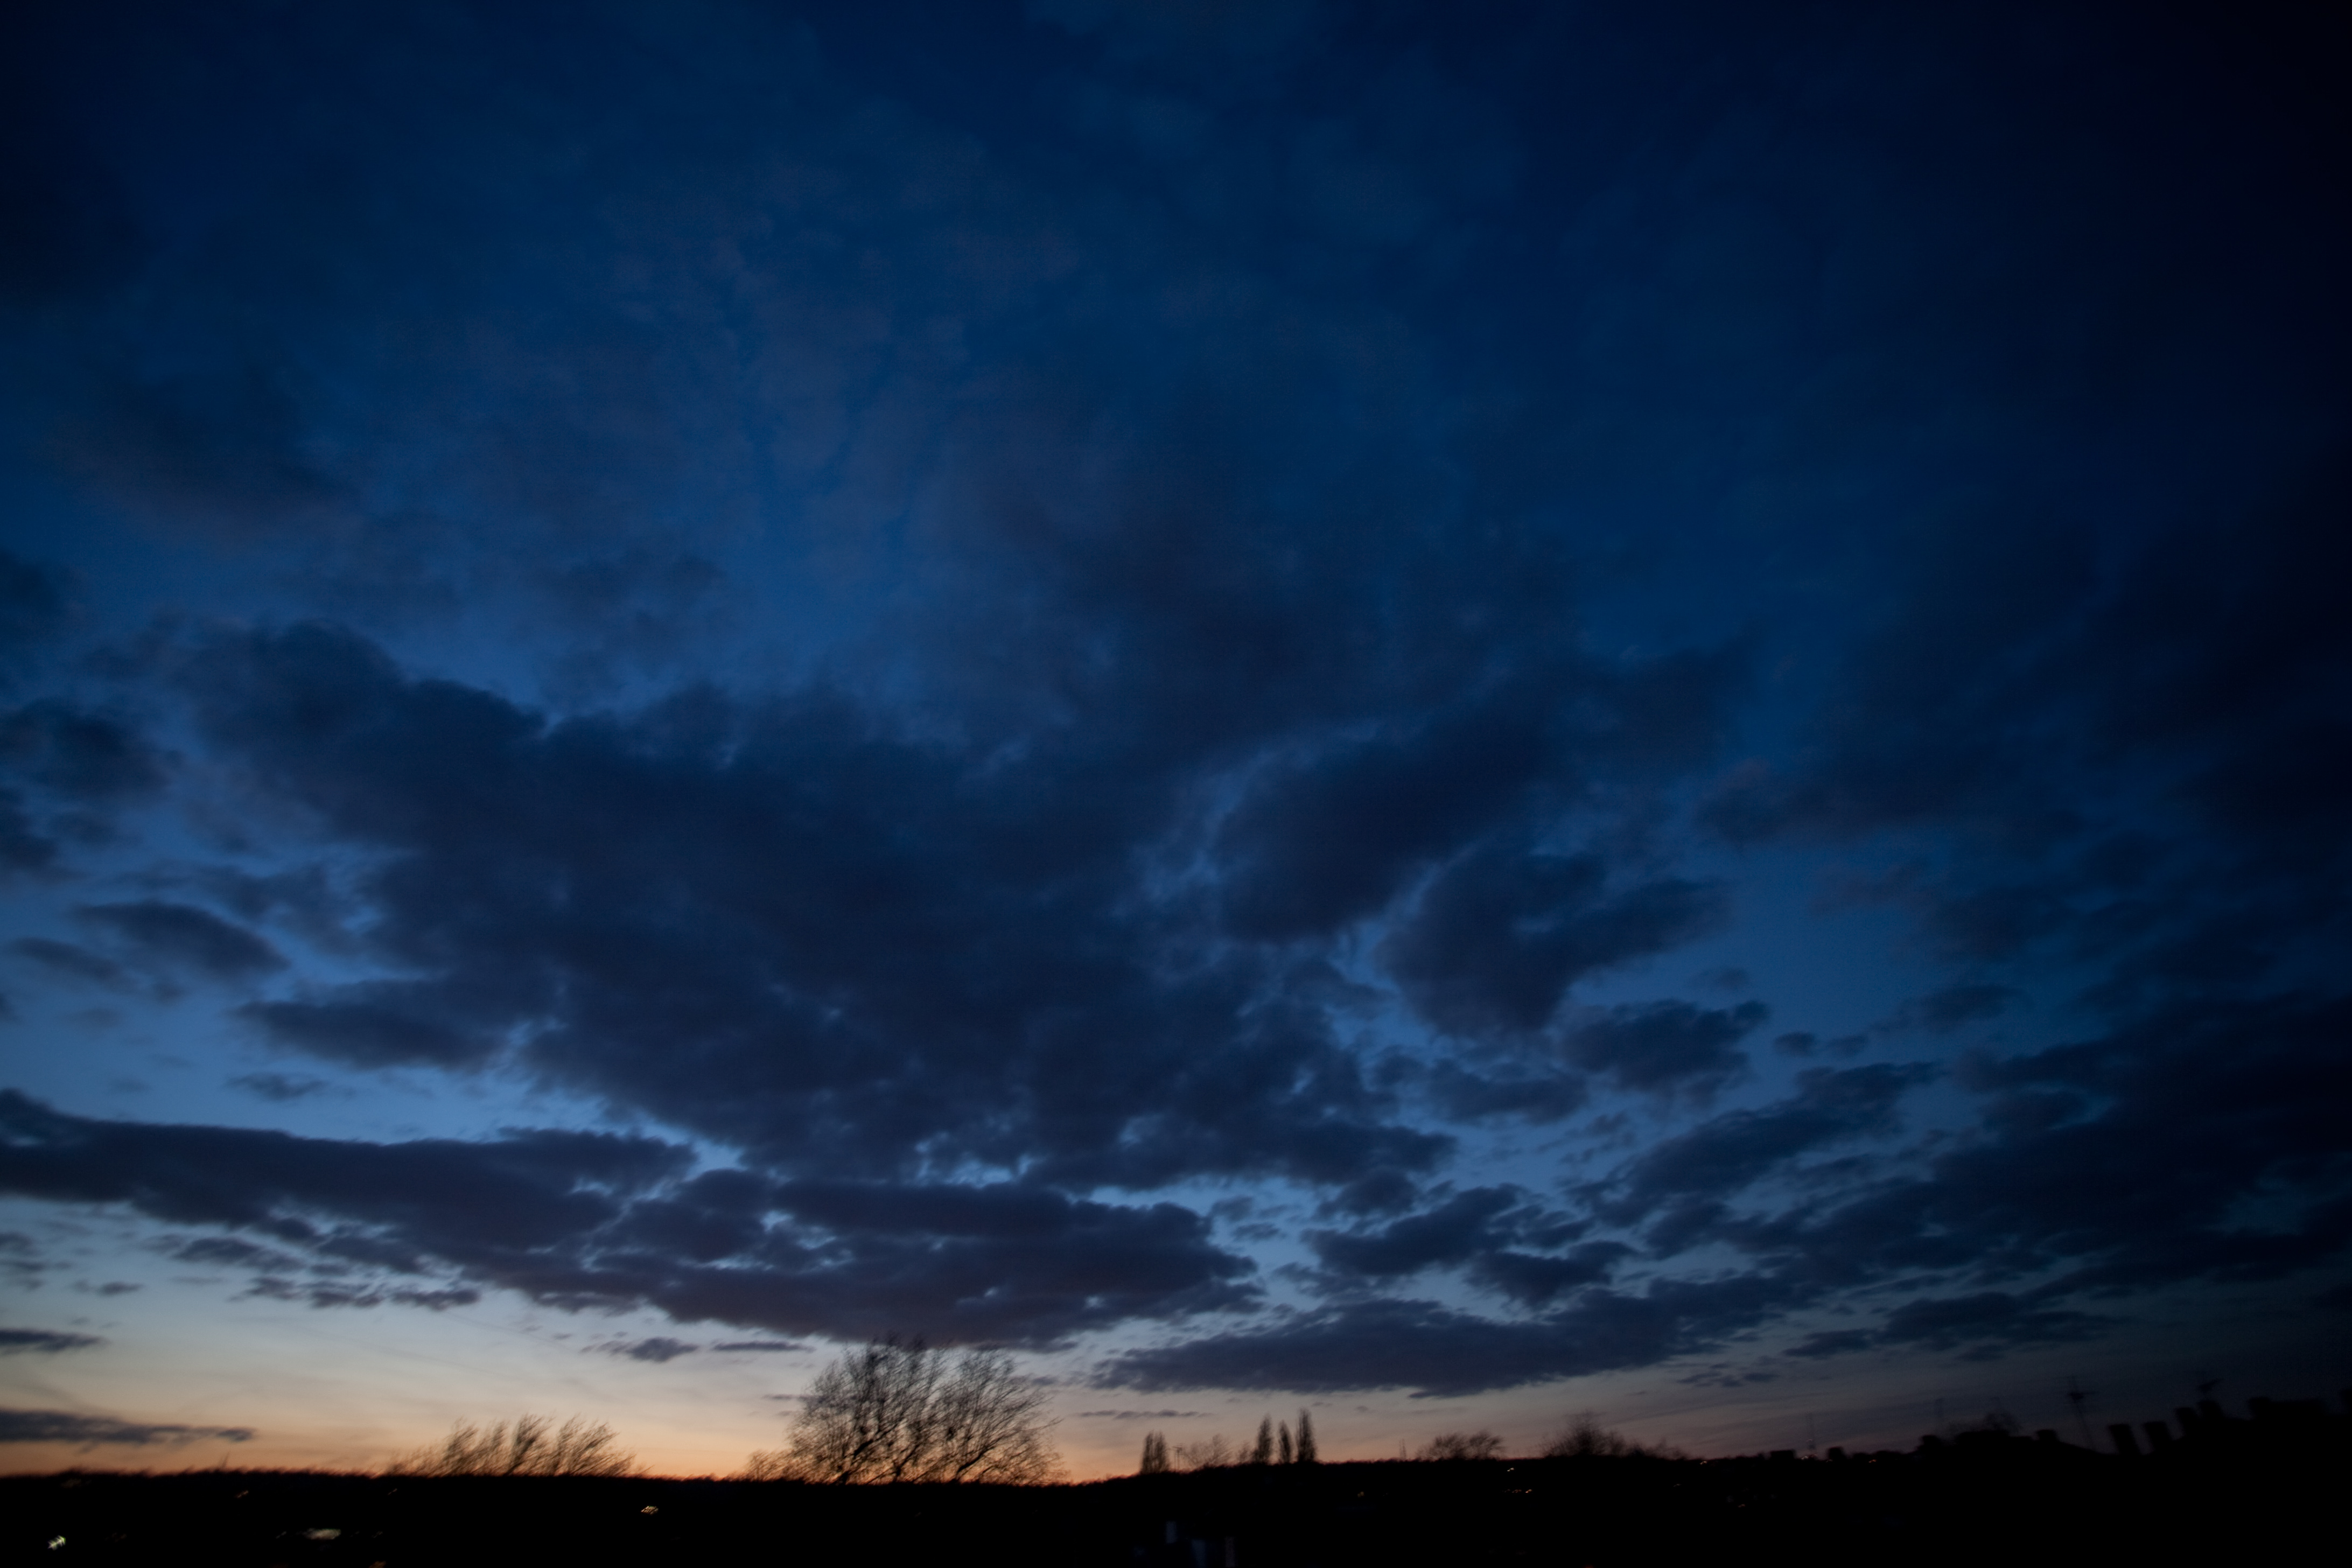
[1250,1415,1276,1464]
[1294,1409,1318,1464]
[1138,1431,1170,1474]
[1543,1413,1680,1459]
[1172,1434,1233,1469]
[1420,1430,1504,1460]
[745,1337,1059,1484]
[388,1415,636,1476]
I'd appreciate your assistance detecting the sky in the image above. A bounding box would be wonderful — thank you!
[1,0,2348,1480]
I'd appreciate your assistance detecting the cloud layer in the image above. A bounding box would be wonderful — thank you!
[0,0,2346,1411]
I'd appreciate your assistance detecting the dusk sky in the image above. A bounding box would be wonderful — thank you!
[2,0,2347,1479]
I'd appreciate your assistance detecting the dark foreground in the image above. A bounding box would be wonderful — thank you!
[5,1429,2343,1566]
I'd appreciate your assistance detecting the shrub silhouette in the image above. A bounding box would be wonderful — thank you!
[1543,1413,1681,1459]
[387,1415,637,1476]
[1420,1430,1505,1460]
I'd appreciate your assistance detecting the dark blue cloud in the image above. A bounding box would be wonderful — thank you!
[600,1336,697,1363]
[1099,1274,1796,1398]
[1562,1000,1767,1095]
[1882,984,2014,1035]
[77,900,283,980]
[1703,464,2352,1023]
[1601,1063,1936,1226]
[0,552,72,657]
[1303,1184,1626,1309]
[0,1328,103,1355]
[0,801,52,875]
[0,1089,685,1246]
[0,1091,1255,1346]
[1216,710,1555,942]
[227,1071,333,1102]
[1,702,160,801]
[0,1409,254,1446]
[241,994,491,1069]
[169,619,1469,1192]
[1707,993,2352,1312]
[8,936,129,989]
[1783,1328,1875,1361]
[1311,1186,1528,1280]
[1784,1292,2115,1364]
[0,695,161,874]
[1420,1061,1588,1124]
[1381,845,1725,1038]
[1873,1292,2112,1357]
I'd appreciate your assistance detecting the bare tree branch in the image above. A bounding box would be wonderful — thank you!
[763,1338,1060,1484]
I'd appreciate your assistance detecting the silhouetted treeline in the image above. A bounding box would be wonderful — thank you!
[8,1390,2344,1566]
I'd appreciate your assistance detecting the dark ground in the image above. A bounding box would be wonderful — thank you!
[4,1422,2343,1566]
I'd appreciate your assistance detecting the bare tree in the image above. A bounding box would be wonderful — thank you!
[1138,1431,1170,1474]
[389,1415,637,1476]
[738,1447,795,1480]
[1278,1421,1293,1465]
[1420,1430,1505,1461]
[1172,1433,1231,1469]
[1249,1415,1276,1464]
[789,1335,942,1482]
[1543,1413,1683,1459]
[746,1337,1059,1484]
[1294,1409,1317,1464]
[927,1345,1058,1482]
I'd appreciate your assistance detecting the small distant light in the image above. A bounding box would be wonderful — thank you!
[640,1505,659,1514]
[47,1537,66,1550]
[303,1528,341,1541]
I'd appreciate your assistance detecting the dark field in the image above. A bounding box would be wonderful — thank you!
[6,1426,2343,1567]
